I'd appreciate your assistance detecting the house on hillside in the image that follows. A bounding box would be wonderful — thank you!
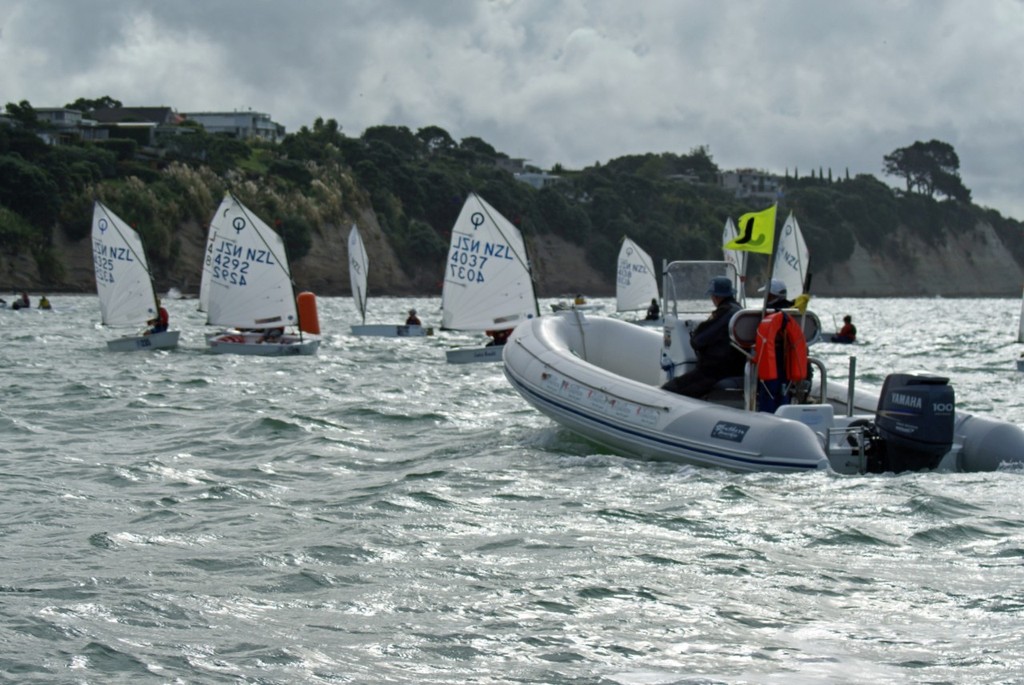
[720,168,784,202]
[181,110,285,142]
[33,107,105,144]
[91,106,187,146]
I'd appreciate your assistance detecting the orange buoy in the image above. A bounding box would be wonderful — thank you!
[296,291,320,334]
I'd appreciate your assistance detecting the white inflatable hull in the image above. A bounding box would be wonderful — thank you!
[503,312,1024,474]
[107,330,180,352]
[351,324,431,337]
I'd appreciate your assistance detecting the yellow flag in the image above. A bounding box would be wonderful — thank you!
[723,204,777,254]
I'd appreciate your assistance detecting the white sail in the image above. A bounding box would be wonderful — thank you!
[772,212,809,297]
[441,193,537,331]
[92,201,158,327]
[202,194,298,330]
[722,217,748,299]
[348,224,369,324]
[616,237,659,312]
[197,225,216,313]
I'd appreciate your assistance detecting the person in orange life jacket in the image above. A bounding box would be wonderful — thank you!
[405,308,422,326]
[831,315,856,343]
[754,310,809,412]
[759,278,794,310]
[661,276,746,398]
[145,298,169,335]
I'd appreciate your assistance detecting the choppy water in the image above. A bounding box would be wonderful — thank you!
[1,295,1023,684]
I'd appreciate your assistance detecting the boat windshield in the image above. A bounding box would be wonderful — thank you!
[663,260,739,316]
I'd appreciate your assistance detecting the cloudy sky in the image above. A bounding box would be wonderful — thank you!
[2,0,1022,220]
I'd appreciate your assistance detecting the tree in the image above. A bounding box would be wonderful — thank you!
[883,139,969,199]
[65,96,122,114]
[4,100,40,129]
[416,125,456,154]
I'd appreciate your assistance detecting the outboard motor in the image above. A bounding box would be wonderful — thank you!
[865,372,955,473]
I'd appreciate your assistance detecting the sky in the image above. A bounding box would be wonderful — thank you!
[2,0,1023,221]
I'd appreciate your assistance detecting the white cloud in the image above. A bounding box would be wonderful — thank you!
[1,0,1022,219]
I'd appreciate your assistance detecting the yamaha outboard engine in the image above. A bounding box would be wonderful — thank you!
[865,373,955,473]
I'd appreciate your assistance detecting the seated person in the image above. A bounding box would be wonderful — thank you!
[661,276,746,398]
[485,328,512,347]
[11,291,30,310]
[260,327,285,343]
[574,294,586,305]
[145,299,169,335]
[406,308,422,326]
[831,315,857,343]
[645,298,660,321]
[38,295,52,310]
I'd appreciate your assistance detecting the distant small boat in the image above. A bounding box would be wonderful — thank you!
[200,194,320,356]
[550,296,599,312]
[348,224,430,338]
[92,201,180,352]
[441,193,539,363]
[616,236,660,325]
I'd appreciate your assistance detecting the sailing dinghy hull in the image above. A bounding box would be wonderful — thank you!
[351,324,431,337]
[208,332,319,356]
[107,330,180,352]
[445,345,503,364]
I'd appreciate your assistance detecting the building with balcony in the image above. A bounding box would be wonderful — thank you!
[182,110,285,142]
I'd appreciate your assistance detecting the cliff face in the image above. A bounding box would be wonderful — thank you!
[4,216,1021,298]
[812,222,1023,297]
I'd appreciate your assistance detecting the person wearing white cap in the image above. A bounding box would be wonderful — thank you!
[758,278,794,310]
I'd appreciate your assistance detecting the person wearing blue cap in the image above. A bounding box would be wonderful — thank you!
[661,275,746,398]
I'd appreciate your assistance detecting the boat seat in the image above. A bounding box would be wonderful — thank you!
[729,308,822,349]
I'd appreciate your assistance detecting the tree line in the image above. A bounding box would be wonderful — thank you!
[1,97,1022,290]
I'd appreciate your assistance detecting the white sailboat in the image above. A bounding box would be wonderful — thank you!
[616,236,660,324]
[770,212,810,299]
[92,201,180,352]
[201,193,320,356]
[722,217,748,304]
[348,224,429,337]
[441,193,539,363]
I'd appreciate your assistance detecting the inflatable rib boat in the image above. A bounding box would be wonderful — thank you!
[503,261,1024,474]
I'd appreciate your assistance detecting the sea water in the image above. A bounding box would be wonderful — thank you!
[1,295,1022,684]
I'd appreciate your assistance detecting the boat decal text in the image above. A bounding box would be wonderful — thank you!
[92,240,135,284]
[710,421,750,443]
[541,371,660,428]
[449,232,514,285]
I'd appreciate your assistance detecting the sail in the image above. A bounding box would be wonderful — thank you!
[197,225,215,313]
[722,217,748,299]
[771,212,809,297]
[441,193,537,331]
[202,194,298,329]
[348,224,369,324]
[92,201,158,327]
[616,237,659,312]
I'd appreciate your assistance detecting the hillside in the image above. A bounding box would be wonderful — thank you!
[1,115,1023,298]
